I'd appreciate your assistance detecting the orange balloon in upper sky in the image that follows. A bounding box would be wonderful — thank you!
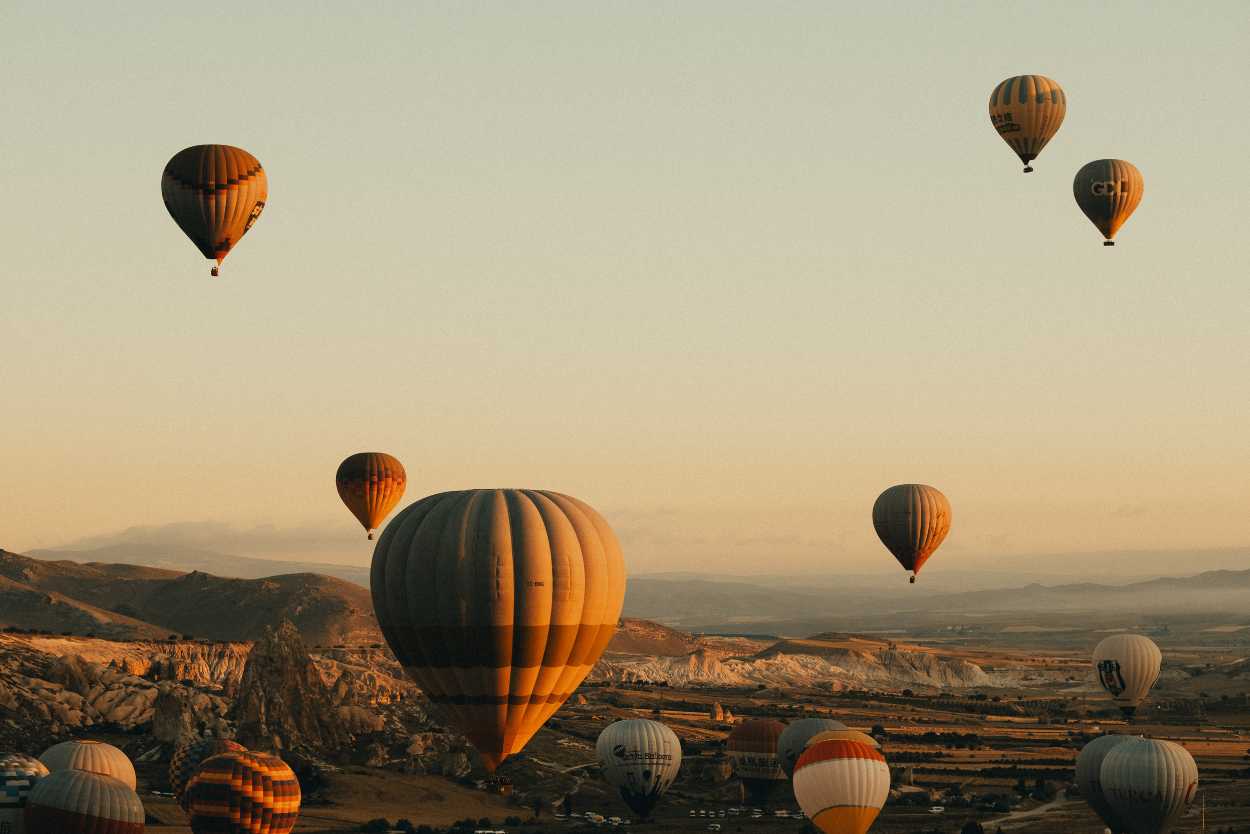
[370,489,626,771]
[161,144,268,276]
[872,484,951,583]
[988,75,1066,173]
[336,453,406,540]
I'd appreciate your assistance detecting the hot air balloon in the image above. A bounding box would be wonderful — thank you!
[336,453,407,539]
[792,740,890,834]
[185,751,300,834]
[1101,738,1197,834]
[371,489,626,771]
[1,754,48,834]
[1075,735,1132,834]
[161,145,268,276]
[24,770,144,834]
[1093,635,1161,719]
[38,740,136,790]
[778,719,848,778]
[872,484,951,583]
[988,75,1066,172]
[725,719,787,805]
[595,719,682,819]
[169,738,246,811]
[1073,159,1144,246]
[806,729,882,750]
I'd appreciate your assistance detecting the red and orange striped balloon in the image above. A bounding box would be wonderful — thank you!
[793,740,890,834]
[169,738,246,811]
[336,453,406,540]
[185,751,300,834]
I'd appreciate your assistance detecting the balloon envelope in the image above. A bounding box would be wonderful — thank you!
[793,740,889,834]
[161,144,268,273]
[1075,734,1133,832]
[38,741,136,791]
[726,719,787,805]
[24,770,144,834]
[186,751,300,834]
[371,489,627,771]
[1073,159,1144,244]
[872,484,951,581]
[1101,738,1197,834]
[335,452,407,539]
[595,719,682,818]
[1093,635,1161,718]
[778,718,848,778]
[169,738,246,811]
[988,75,1067,172]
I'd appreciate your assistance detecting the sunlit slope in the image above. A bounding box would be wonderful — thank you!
[0,549,378,644]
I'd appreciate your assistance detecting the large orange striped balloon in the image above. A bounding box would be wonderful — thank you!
[872,484,951,583]
[161,145,268,276]
[988,75,1066,173]
[371,489,626,771]
[185,751,300,834]
[1073,159,1144,246]
[336,453,407,540]
[793,740,890,834]
[725,719,786,805]
[24,770,144,834]
[169,738,246,811]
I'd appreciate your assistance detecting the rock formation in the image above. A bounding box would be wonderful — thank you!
[230,621,351,755]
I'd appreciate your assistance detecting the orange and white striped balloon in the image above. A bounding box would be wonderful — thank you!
[793,740,890,834]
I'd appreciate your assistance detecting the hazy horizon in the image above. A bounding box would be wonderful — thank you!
[3,2,1247,578]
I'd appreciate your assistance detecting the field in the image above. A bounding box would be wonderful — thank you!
[133,628,1250,834]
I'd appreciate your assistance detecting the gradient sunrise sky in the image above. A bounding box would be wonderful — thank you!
[2,2,1247,574]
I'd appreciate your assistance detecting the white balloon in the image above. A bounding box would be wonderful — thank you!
[596,719,682,818]
[1101,737,1197,834]
[1093,635,1161,718]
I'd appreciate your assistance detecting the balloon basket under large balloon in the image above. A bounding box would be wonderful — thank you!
[1023,165,1033,173]
[909,575,916,584]
[1104,241,1115,246]
[210,266,219,276]
[367,531,375,540]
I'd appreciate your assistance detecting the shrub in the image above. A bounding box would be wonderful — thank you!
[360,818,390,833]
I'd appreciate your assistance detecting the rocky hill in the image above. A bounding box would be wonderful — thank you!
[0,549,380,645]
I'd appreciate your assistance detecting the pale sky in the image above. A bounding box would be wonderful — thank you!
[2,2,1247,575]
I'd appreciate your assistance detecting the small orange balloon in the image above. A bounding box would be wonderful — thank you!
[336,453,406,539]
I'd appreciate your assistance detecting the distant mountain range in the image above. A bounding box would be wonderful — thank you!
[8,541,1248,642]
[625,563,1250,633]
[29,543,371,587]
[0,549,378,645]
